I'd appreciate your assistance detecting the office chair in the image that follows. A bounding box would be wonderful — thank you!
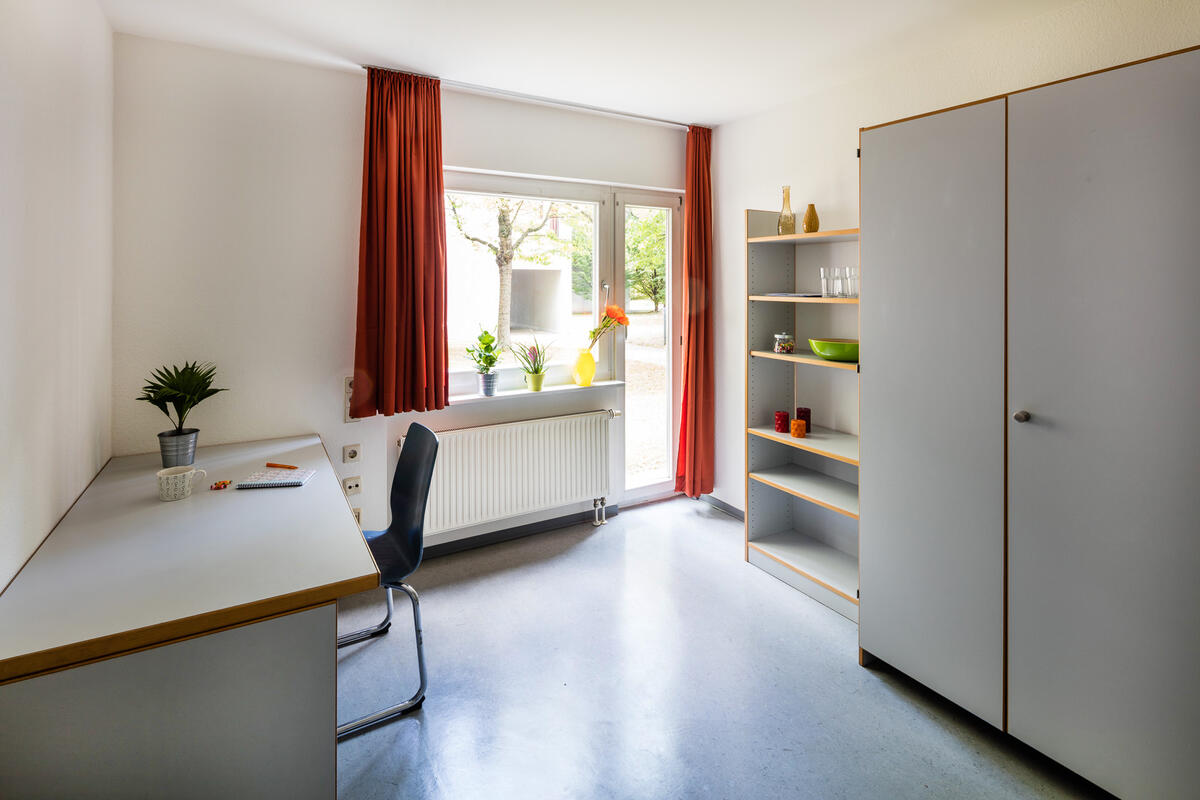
[336,422,439,738]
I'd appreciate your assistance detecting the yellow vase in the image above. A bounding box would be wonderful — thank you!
[572,348,596,387]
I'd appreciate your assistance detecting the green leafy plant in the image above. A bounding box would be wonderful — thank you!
[136,361,227,434]
[465,329,501,374]
[510,337,550,375]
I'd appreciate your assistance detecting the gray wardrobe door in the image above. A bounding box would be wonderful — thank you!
[1008,49,1200,800]
[860,99,1006,728]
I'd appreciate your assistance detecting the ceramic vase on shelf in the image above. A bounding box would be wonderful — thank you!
[802,203,820,233]
[573,348,596,387]
[778,186,796,235]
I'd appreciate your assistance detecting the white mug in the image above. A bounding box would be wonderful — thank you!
[157,466,207,501]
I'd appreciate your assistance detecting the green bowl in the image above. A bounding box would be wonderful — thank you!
[808,338,859,362]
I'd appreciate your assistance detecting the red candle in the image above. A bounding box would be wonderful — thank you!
[795,407,812,434]
[774,411,790,433]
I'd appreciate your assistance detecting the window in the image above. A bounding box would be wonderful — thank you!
[445,189,599,377]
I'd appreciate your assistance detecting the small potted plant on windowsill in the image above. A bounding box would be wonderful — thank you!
[512,337,550,392]
[137,361,227,468]
[466,329,501,396]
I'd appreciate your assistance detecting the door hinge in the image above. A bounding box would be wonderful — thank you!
[856,363,861,374]
[856,147,861,158]
[856,589,860,599]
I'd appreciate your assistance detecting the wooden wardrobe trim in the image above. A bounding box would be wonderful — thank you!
[860,44,1200,133]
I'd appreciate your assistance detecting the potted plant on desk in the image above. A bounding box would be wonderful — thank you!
[512,337,550,392]
[466,329,502,396]
[137,361,227,467]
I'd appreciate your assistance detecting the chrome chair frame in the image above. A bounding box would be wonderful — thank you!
[336,583,427,738]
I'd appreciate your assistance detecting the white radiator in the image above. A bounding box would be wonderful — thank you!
[402,410,614,535]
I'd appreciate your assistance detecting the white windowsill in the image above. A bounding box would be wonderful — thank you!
[448,380,624,407]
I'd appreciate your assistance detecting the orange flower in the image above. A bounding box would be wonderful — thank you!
[605,305,630,326]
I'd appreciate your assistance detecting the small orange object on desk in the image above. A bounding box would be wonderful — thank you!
[790,419,807,438]
[265,462,298,470]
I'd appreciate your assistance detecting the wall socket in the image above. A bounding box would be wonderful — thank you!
[351,507,362,526]
[342,475,362,496]
[343,376,359,423]
[342,443,361,463]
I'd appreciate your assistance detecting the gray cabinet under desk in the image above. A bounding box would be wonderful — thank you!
[858,46,1200,800]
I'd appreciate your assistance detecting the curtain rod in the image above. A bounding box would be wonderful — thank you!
[361,64,690,131]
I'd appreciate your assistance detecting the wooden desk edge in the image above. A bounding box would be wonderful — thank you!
[0,570,379,686]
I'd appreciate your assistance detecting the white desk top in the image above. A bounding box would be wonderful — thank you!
[0,435,378,683]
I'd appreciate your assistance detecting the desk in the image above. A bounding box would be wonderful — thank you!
[0,435,378,799]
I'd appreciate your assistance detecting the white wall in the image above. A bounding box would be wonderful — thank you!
[0,0,113,589]
[442,89,683,190]
[708,0,1200,510]
[112,35,684,530]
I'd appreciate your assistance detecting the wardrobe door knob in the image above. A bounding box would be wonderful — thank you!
[1013,410,1032,423]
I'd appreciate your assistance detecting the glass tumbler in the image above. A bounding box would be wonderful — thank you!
[820,267,831,297]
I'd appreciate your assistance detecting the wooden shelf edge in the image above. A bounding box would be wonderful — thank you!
[749,350,859,371]
[747,227,860,244]
[748,472,859,520]
[748,295,859,305]
[747,541,859,605]
[746,427,860,466]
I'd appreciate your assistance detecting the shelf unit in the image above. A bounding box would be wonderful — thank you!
[744,209,861,621]
[746,424,859,465]
[749,295,859,305]
[750,349,858,371]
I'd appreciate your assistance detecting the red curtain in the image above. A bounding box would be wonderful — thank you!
[675,125,715,498]
[350,69,448,416]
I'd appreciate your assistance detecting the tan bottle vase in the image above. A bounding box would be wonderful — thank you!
[802,204,820,233]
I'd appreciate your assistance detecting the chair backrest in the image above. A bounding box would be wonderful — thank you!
[380,423,439,582]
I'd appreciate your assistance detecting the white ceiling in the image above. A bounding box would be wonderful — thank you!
[98,0,1077,125]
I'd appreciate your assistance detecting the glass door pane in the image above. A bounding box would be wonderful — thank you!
[623,204,673,489]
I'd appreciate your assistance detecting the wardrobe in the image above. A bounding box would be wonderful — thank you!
[859,47,1200,800]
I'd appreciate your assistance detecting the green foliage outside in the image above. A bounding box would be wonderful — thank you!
[571,227,593,301]
[625,208,668,311]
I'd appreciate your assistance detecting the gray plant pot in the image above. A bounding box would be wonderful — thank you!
[159,428,199,468]
[478,371,498,397]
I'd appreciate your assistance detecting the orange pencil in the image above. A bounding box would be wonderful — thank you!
[266,462,298,469]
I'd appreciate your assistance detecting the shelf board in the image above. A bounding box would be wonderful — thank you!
[749,464,859,519]
[748,295,859,305]
[747,228,860,245]
[747,425,860,466]
[748,530,858,605]
[750,349,858,371]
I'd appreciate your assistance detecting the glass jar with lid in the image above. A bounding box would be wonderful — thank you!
[773,332,796,354]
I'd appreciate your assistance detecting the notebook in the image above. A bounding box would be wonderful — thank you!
[237,468,316,489]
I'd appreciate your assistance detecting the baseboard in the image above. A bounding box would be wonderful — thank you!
[424,505,621,558]
[700,494,744,521]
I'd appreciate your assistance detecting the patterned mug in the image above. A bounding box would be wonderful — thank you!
[157,466,207,502]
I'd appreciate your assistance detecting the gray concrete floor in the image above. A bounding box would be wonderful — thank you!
[336,498,1105,799]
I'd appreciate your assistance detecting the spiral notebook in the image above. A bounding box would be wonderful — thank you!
[237,468,316,489]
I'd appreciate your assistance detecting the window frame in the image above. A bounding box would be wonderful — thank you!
[442,171,616,397]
